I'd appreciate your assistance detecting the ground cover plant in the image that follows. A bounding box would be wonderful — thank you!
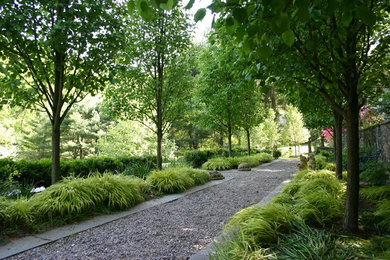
[210,168,390,259]
[201,153,273,171]
[0,167,211,242]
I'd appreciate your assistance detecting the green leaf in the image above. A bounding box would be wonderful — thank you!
[257,45,272,59]
[194,8,206,22]
[127,1,136,13]
[137,0,155,21]
[355,5,376,26]
[276,12,290,31]
[185,0,195,9]
[225,16,235,27]
[232,8,247,24]
[160,0,174,11]
[342,11,353,26]
[282,29,295,47]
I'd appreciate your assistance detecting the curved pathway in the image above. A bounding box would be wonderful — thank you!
[8,159,297,260]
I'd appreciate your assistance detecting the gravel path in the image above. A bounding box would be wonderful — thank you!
[9,159,297,260]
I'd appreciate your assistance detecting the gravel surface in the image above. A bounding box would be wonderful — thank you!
[9,159,297,260]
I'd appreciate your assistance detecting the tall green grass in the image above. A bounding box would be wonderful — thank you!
[202,158,232,171]
[361,185,390,201]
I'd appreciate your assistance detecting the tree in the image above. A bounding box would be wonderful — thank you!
[280,105,310,156]
[61,98,108,159]
[254,108,280,150]
[196,42,243,157]
[104,7,192,169]
[208,0,390,232]
[0,0,125,183]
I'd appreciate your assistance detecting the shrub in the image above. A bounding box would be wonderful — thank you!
[0,156,157,187]
[146,168,195,194]
[272,149,282,158]
[202,158,232,171]
[183,150,210,168]
[360,186,390,201]
[315,155,328,170]
[360,161,389,186]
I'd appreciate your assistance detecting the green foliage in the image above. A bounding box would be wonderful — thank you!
[272,149,282,158]
[360,186,390,201]
[183,150,211,168]
[1,197,33,232]
[29,173,144,219]
[296,178,343,199]
[0,156,156,187]
[366,236,390,259]
[360,161,389,186]
[202,158,232,171]
[315,155,328,170]
[294,190,344,228]
[178,168,211,186]
[325,163,336,171]
[374,200,390,233]
[146,168,195,194]
[225,203,295,247]
[275,222,359,260]
[280,105,309,148]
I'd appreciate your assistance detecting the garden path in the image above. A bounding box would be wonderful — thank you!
[8,159,298,260]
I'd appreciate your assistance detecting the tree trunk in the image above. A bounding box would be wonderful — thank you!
[334,110,343,180]
[320,135,325,147]
[51,122,61,184]
[246,129,251,156]
[308,137,312,153]
[227,125,232,157]
[343,88,360,232]
[157,130,163,170]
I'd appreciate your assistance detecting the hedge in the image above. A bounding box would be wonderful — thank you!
[183,147,272,168]
[0,156,156,187]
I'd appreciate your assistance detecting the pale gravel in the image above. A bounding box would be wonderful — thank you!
[9,159,298,260]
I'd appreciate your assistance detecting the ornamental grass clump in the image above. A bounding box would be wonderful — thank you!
[295,178,343,199]
[254,153,274,164]
[275,222,359,260]
[29,177,103,219]
[88,173,144,210]
[294,190,344,228]
[29,173,144,219]
[202,158,232,170]
[374,200,390,233]
[361,185,390,201]
[225,203,295,247]
[146,168,195,194]
[177,168,211,185]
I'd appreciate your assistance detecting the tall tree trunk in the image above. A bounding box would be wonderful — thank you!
[51,122,61,184]
[227,125,232,157]
[320,135,325,147]
[334,110,343,180]
[246,128,251,156]
[157,130,163,170]
[308,137,312,153]
[343,87,360,232]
